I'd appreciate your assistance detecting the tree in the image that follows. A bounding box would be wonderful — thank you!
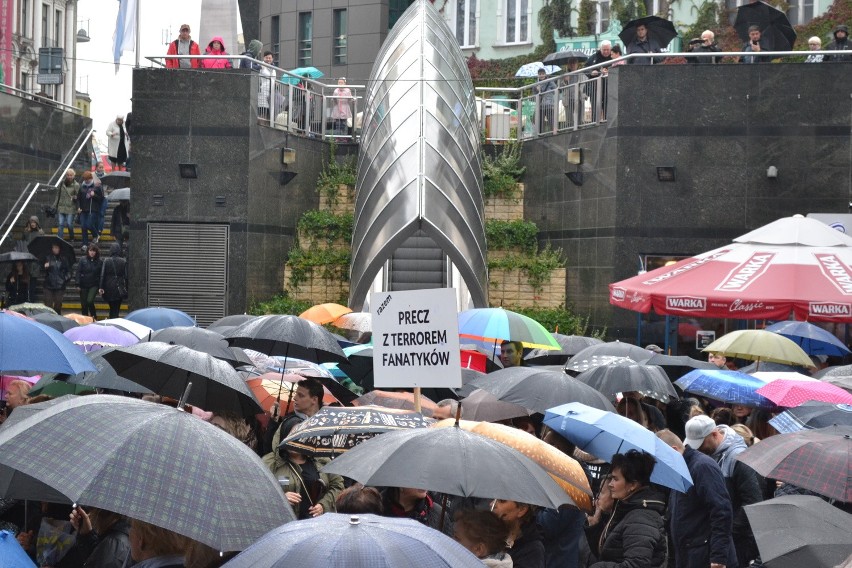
[540,0,576,47]
[610,0,647,27]
[578,0,598,35]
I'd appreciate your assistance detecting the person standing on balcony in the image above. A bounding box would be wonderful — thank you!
[331,77,354,137]
[166,25,201,69]
[202,37,232,69]
[824,24,852,62]
[626,24,662,65]
[585,41,613,122]
[740,26,771,64]
[106,116,129,171]
[532,67,557,135]
[258,52,276,120]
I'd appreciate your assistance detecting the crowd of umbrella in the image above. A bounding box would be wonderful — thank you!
[0,300,850,567]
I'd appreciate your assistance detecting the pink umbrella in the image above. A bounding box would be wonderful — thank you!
[1,374,41,400]
[755,379,852,407]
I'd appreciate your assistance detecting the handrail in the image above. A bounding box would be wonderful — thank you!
[0,125,94,249]
[0,82,82,114]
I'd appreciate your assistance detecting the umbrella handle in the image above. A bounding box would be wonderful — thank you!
[177,382,193,411]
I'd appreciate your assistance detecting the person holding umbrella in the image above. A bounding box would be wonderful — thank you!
[55,507,131,568]
[740,26,771,64]
[587,450,667,568]
[625,24,662,64]
[42,242,71,314]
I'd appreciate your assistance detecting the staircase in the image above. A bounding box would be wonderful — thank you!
[388,230,447,291]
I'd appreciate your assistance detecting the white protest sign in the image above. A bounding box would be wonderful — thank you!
[371,288,462,388]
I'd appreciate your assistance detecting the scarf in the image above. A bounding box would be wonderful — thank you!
[712,425,748,477]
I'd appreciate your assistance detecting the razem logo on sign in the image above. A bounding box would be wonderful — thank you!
[371,288,461,388]
[665,296,707,312]
[809,302,852,318]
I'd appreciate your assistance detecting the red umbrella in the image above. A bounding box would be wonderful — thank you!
[755,379,852,407]
[609,215,852,322]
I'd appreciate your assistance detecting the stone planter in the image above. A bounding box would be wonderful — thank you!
[296,230,349,251]
[318,184,356,215]
[489,267,566,308]
[284,265,350,303]
[484,183,524,221]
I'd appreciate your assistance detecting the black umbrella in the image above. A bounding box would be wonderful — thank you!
[576,362,678,403]
[455,368,486,398]
[734,1,796,50]
[619,16,678,49]
[39,347,154,395]
[99,171,131,188]
[32,313,79,333]
[643,353,718,381]
[103,342,263,417]
[526,334,605,365]
[223,315,347,363]
[744,495,852,568]
[0,251,37,264]
[208,314,258,330]
[148,326,250,367]
[467,367,616,414]
[27,235,75,268]
[769,402,852,433]
[459,388,530,422]
[543,49,590,66]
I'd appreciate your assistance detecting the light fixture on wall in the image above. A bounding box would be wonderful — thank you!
[766,165,778,179]
[656,166,676,182]
[179,163,198,179]
[281,147,296,165]
[565,147,584,186]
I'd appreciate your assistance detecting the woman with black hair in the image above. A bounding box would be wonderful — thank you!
[589,450,667,568]
[491,498,545,568]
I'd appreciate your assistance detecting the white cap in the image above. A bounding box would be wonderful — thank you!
[684,414,716,449]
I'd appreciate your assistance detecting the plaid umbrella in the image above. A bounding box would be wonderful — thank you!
[769,402,852,433]
[0,395,295,550]
[575,362,678,403]
[280,405,432,456]
[744,495,852,568]
[467,367,616,414]
[221,513,483,568]
[323,426,573,510]
[223,315,347,363]
[736,425,852,502]
[103,342,262,417]
[756,379,852,407]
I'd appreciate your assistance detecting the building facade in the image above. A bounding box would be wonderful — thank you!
[439,0,546,61]
[7,0,78,105]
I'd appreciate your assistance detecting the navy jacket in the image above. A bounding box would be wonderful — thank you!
[668,446,737,568]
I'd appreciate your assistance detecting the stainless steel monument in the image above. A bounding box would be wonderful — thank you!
[348,0,488,310]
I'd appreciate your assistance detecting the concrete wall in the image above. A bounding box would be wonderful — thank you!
[522,62,852,339]
[0,91,91,246]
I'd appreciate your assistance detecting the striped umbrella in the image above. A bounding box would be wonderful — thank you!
[458,308,560,350]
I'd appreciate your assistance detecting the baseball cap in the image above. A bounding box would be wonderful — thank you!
[684,414,716,449]
[645,344,664,354]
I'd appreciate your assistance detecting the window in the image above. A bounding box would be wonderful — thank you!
[55,9,62,46]
[20,0,29,37]
[333,9,347,65]
[788,0,815,25]
[297,12,312,67]
[455,0,477,47]
[597,0,610,34]
[270,16,280,66]
[389,0,415,30]
[41,4,48,46]
[504,0,529,44]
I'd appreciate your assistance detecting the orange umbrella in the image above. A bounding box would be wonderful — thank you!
[434,419,593,512]
[352,390,439,417]
[247,375,340,414]
[65,313,95,325]
[299,303,352,325]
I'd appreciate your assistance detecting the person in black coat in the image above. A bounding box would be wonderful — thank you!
[77,243,103,319]
[584,42,613,122]
[99,244,127,319]
[111,200,130,244]
[42,243,70,314]
[824,24,852,62]
[657,429,737,568]
[491,499,546,568]
[57,507,131,568]
[4,261,34,307]
[589,450,667,568]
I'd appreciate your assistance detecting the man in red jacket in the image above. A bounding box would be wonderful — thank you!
[166,24,201,68]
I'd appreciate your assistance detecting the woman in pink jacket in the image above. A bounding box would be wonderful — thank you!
[202,36,232,69]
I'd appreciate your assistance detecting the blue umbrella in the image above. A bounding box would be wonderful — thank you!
[765,321,851,357]
[0,530,36,568]
[222,513,483,568]
[125,307,195,331]
[280,66,324,85]
[0,313,96,375]
[675,369,774,408]
[543,402,692,492]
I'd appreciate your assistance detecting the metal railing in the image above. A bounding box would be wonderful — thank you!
[144,54,362,141]
[0,125,93,249]
[0,82,81,114]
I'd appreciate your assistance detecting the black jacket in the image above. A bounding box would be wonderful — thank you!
[100,251,127,302]
[824,38,852,62]
[668,447,737,568]
[626,38,662,65]
[56,518,131,568]
[43,255,70,290]
[591,486,667,568]
[77,256,103,289]
[510,520,546,568]
[585,51,613,77]
[77,181,104,213]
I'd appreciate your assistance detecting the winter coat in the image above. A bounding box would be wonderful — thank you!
[55,181,79,215]
[77,255,103,289]
[111,203,130,239]
[202,37,232,69]
[262,451,343,518]
[56,518,131,568]
[105,121,130,159]
[538,505,586,568]
[77,181,104,214]
[166,38,202,68]
[22,216,44,246]
[5,273,32,306]
[626,38,662,65]
[44,254,70,290]
[824,38,852,62]
[100,246,128,302]
[381,489,444,530]
[240,39,264,71]
[584,51,613,77]
[590,486,667,568]
[510,520,546,568]
[668,446,737,568]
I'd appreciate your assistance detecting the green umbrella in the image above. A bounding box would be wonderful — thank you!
[28,374,95,397]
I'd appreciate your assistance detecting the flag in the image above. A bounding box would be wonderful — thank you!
[112,0,138,72]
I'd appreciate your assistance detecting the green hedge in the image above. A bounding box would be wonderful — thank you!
[486,219,539,252]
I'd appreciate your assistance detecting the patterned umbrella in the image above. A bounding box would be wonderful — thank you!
[769,403,852,434]
[280,405,431,456]
[0,395,295,550]
[566,341,654,369]
[736,425,852,502]
[755,380,852,407]
[221,513,483,568]
[332,312,372,333]
[299,303,352,325]
[64,325,139,352]
[675,369,774,408]
[515,62,561,77]
[352,390,439,417]
[565,355,637,375]
[467,367,616,413]
[433,419,593,512]
[458,308,560,350]
[575,363,678,403]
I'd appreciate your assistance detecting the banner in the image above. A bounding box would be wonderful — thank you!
[112,0,137,72]
[0,0,12,87]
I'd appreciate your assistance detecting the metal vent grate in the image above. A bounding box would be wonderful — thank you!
[147,223,229,326]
